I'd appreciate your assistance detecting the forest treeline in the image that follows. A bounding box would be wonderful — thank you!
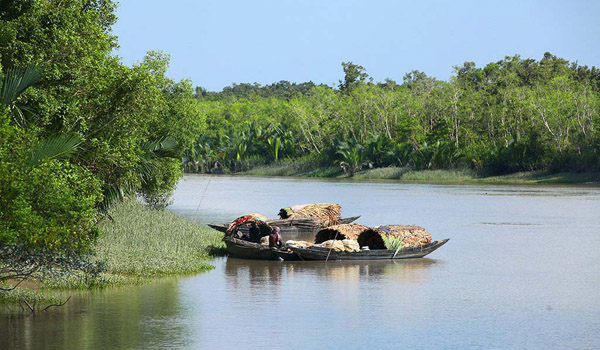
[188,55,600,176]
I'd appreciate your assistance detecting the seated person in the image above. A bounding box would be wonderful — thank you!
[269,226,283,248]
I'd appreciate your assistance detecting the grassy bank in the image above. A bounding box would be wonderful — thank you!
[241,163,600,185]
[2,200,224,303]
[47,200,224,289]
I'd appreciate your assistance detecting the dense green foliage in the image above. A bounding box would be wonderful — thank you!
[0,0,203,286]
[189,56,600,176]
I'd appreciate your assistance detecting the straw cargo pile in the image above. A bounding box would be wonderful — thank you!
[376,225,432,248]
[278,203,342,227]
[313,239,360,252]
[314,224,371,243]
[285,240,314,248]
[314,224,433,250]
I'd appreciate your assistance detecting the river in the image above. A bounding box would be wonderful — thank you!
[3,175,600,349]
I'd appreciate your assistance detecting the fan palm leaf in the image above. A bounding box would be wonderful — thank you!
[27,134,84,167]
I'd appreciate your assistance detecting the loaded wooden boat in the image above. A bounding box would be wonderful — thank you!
[287,239,449,261]
[220,213,300,260]
[284,224,449,261]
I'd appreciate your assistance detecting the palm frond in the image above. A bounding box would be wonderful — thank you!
[142,137,178,157]
[97,184,127,215]
[1,66,41,106]
[28,134,83,167]
[137,136,179,185]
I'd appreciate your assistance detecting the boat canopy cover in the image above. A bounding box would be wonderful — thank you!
[278,203,342,226]
[226,213,271,236]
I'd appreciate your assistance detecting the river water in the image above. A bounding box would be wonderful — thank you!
[3,175,600,349]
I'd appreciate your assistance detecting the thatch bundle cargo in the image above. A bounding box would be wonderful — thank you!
[314,224,373,243]
[376,225,432,248]
[341,239,360,252]
[278,203,342,227]
[313,239,360,252]
[285,240,314,248]
[315,224,433,250]
[317,240,345,252]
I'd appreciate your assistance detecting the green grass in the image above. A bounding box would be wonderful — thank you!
[393,168,476,182]
[0,286,60,306]
[243,163,599,185]
[2,200,225,304]
[242,159,344,178]
[97,200,223,277]
[305,166,344,178]
[475,171,600,184]
[244,161,315,176]
[353,167,600,184]
[42,200,225,289]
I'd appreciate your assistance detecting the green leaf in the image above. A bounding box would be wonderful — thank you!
[28,134,84,167]
[1,66,41,107]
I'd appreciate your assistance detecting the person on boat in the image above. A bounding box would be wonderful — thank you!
[248,221,261,243]
[269,226,283,248]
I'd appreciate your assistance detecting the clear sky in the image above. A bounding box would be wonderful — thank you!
[113,0,600,91]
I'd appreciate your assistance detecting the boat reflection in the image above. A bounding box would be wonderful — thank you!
[225,257,437,287]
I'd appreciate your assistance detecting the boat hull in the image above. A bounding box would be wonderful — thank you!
[288,239,449,261]
[224,237,299,260]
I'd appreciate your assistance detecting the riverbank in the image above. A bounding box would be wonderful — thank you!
[242,163,600,185]
[1,200,224,304]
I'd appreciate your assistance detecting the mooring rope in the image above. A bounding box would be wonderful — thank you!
[194,177,211,216]
[325,231,339,262]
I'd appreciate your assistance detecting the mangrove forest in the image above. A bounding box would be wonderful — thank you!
[1,0,600,301]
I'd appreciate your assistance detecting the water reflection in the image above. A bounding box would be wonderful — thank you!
[1,279,189,350]
[225,258,437,287]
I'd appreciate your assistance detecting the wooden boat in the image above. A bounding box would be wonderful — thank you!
[219,214,302,260]
[208,215,361,234]
[287,239,449,261]
[223,236,300,260]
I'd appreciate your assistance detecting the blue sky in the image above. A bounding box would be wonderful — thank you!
[113,0,600,91]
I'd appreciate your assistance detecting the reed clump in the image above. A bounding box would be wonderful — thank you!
[96,200,223,278]
[46,200,225,289]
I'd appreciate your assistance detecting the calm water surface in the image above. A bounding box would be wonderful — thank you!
[3,175,600,349]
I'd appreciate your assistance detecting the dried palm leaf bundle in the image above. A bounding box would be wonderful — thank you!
[278,203,342,227]
[285,240,313,248]
[314,224,371,243]
[341,239,360,252]
[315,224,432,250]
[375,225,432,248]
[314,240,345,252]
